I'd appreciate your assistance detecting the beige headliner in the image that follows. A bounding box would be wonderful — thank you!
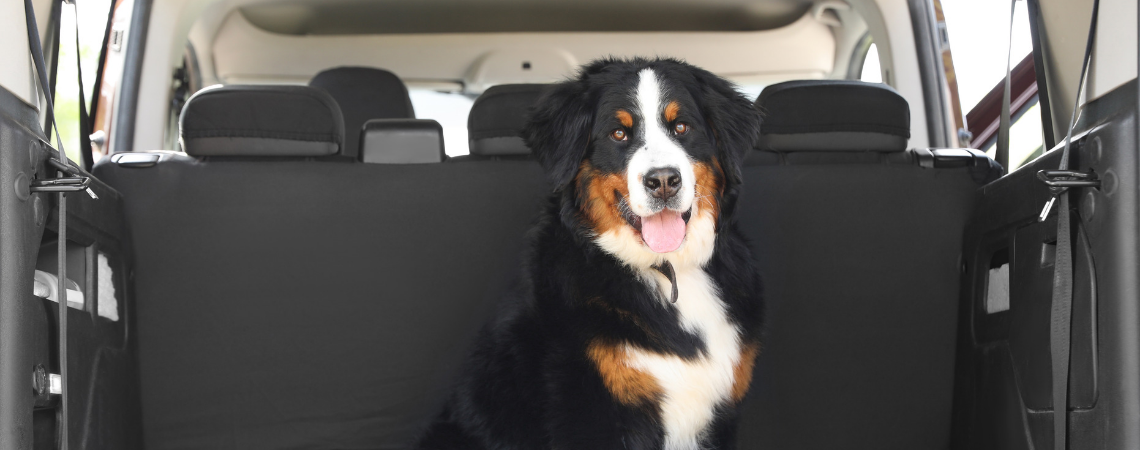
[1035,0,1137,140]
[238,0,815,35]
[209,8,838,91]
[126,0,933,152]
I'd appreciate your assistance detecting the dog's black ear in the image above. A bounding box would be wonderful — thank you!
[524,80,594,190]
[691,69,762,189]
[690,68,762,221]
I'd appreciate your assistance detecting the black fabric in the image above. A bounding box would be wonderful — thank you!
[99,74,989,450]
[180,85,344,157]
[756,80,910,151]
[468,84,547,155]
[360,119,445,163]
[309,67,415,159]
[760,131,908,152]
[733,149,984,450]
[93,155,547,450]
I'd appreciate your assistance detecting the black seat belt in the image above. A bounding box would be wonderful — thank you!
[994,0,1016,171]
[23,1,99,449]
[1021,0,1100,449]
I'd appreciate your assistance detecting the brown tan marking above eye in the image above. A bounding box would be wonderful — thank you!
[674,122,689,135]
[615,109,633,128]
[664,100,680,123]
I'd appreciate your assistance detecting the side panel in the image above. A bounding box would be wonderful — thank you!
[951,79,1140,450]
[0,83,143,450]
[0,74,50,450]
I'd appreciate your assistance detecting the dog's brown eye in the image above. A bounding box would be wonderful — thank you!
[611,129,627,141]
[674,122,689,135]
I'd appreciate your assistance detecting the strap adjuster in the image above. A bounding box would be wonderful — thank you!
[1036,170,1100,221]
[30,176,91,193]
[30,158,98,198]
[1037,169,1101,191]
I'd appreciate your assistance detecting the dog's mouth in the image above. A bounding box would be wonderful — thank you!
[618,194,692,253]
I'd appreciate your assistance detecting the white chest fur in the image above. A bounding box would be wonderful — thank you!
[626,267,741,450]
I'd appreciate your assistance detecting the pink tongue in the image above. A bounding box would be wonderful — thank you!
[641,210,686,253]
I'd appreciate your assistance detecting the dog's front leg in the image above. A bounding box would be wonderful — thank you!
[700,403,742,450]
[543,354,664,450]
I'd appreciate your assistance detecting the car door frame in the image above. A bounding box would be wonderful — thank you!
[0,1,146,448]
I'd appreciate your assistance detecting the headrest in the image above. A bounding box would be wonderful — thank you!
[467,84,547,156]
[755,80,910,152]
[309,67,416,159]
[180,85,344,157]
[360,119,445,164]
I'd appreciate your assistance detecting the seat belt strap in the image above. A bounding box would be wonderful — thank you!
[1040,1,1099,449]
[88,1,116,130]
[24,1,73,449]
[996,0,1017,171]
[24,0,66,159]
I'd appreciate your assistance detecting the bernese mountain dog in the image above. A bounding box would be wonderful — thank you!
[416,57,764,450]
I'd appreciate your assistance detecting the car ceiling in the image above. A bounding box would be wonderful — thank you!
[238,0,815,35]
[196,0,842,92]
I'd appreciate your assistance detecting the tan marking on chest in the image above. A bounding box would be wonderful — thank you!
[624,268,741,450]
[732,342,760,403]
[587,339,662,407]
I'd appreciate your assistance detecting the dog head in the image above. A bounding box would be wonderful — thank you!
[524,58,761,269]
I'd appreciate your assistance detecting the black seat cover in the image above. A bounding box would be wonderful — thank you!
[466,84,546,157]
[360,119,446,163]
[94,78,998,450]
[180,85,344,157]
[756,80,911,152]
[734,80,998,450]
[94,85,548,449]
[310,67,415,159]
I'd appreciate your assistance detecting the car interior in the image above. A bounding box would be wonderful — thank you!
[0,0,1138,449]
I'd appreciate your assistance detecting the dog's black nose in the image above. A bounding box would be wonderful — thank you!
[643,167,682,200]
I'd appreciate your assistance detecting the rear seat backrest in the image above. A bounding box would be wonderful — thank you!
[309,67,416,159]
[465,83,546,157]
[93,84,549,450]
[360,119,446,163]
[735,80,999,450]
[180,85,344,156]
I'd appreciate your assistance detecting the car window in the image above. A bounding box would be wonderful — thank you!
[860,44,882,83]
[408,89,476,156]
[943,0,1042,171]
[54,0,113,163]
[737,84,767,102]
[1005,101,1045,165]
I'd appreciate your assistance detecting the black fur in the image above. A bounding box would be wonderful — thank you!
[415,58,764,450]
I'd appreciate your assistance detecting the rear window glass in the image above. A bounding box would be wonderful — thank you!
[409,90,475,156]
